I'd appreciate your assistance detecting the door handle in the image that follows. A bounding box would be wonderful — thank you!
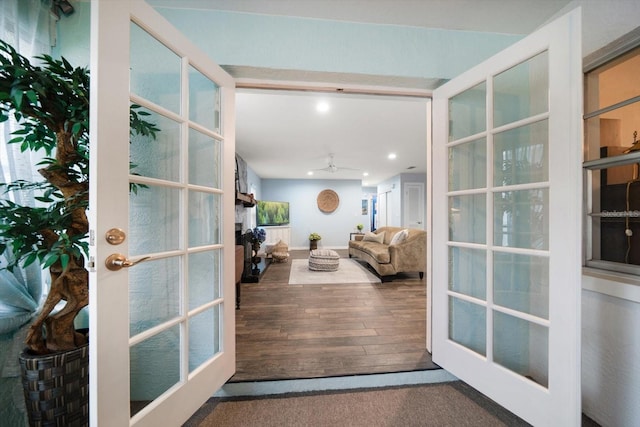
[105,254,151,271]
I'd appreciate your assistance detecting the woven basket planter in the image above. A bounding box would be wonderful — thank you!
[19,343,89,427]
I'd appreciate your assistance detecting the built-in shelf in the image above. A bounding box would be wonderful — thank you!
[236,192,256,207]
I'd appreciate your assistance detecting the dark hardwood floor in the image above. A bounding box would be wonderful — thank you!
[231,250,437,382]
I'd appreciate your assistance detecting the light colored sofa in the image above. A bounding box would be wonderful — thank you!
[348,226,426,281]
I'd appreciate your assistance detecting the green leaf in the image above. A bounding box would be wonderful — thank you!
[7,136,23,144]
[43,253,59,269]
[25,89,38,104]
[24,252,38,267]
[71,122,82,134]
[60,253,70,270]
[10,87,23,110]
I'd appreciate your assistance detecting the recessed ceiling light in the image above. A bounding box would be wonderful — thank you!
[307,171,314,176]
[363,172,369,177]
[316,101,330,113]
[388,153,397,160]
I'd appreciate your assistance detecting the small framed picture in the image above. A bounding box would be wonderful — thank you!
[361,199,368,215]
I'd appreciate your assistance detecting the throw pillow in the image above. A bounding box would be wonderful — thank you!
[389,229,409,246]
[363,231,385,244]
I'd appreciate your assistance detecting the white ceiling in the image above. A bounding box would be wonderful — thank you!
[235,91,428,186]
[150,0,572,186]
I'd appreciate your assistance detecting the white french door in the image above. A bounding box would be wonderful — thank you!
[432,9,582,426]
[89,1,236,426]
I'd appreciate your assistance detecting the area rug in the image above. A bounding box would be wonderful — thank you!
[288,258,381,285]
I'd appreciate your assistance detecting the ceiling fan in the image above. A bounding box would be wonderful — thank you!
[314,153,359,173]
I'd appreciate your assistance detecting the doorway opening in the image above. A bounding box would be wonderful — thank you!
[232,87,433,381]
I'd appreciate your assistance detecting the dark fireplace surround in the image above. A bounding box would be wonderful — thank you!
[235,155,266,287]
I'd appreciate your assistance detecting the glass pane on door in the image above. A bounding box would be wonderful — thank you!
[188,306,221,373]
[493,120,548,186]
[494,51,549,127]
[449,247,486,300]
[129,257,181,336]
[493,189,549,250]
[446,50,552,388]
[449,137,486,191]
[449,194,486,243]
[129,185,180,255]
[189,65,221,133]
[493,311,548,387]
[130,325,181,416]
[493,253,549,318]
[449,82,486,141]
[130,110,180,181]
[128,20,225,420]
[130,23,181,113]
[449,297,486,356]
[189,129,221,187]
[188,250,221,309]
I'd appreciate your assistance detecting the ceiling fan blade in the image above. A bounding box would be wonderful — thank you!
[312,154,359,173]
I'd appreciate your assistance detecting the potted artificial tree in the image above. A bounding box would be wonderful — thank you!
[0,40,157,425]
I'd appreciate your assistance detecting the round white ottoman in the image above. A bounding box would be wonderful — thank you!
[308,249,340,271]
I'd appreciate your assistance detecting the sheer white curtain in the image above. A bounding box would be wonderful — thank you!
[0,0,53,335]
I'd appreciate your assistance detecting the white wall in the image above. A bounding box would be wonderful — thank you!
[546,1,640,57]
[377,175,402,227]
[582,287,640,426]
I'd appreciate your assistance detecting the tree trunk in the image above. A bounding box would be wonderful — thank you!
[25,263,88,354]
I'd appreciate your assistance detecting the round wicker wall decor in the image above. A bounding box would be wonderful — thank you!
[317,189,339,213]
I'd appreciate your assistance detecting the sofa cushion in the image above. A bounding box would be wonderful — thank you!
[389,229,409,246]
[363,231,385,244]
[349,241,390,263]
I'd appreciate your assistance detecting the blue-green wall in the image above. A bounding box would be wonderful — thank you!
[261,179,363,249]
[55,2,522,82]
[152,7,521,80]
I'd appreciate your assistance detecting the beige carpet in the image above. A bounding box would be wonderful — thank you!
[184,382,530,427]
[288,258,381,285]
